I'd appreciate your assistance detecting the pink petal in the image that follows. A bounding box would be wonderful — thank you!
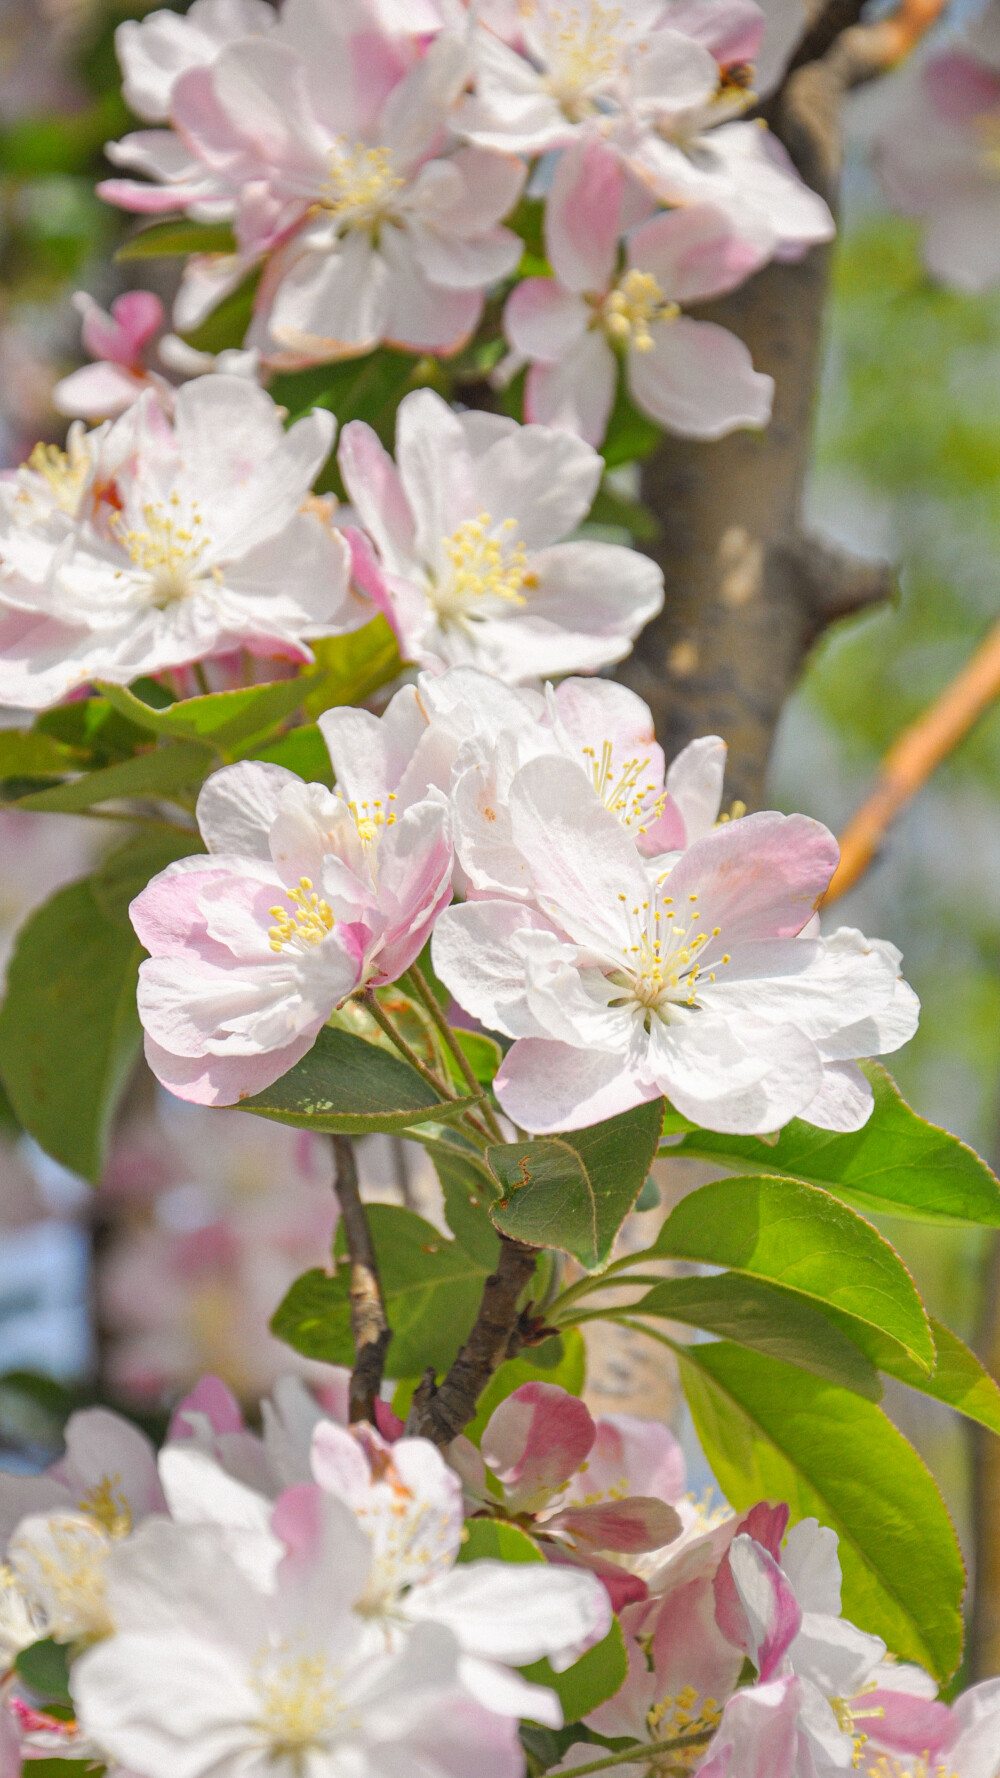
[545,135,624,294]
[142,1028,319,1106]
[718,1535,801,1681]
[629,204,769,305]
[860,1689,954,1758]
[697,1676,802,1778]
[503,278,589,364]
[481,1382,595,1510]
[629,315,773,441]
[663,811,838,947]
[544,1543,649,1614]
[82,290,163,366]
[525,333,617,448]
[552,1496,682,1553]
[168,1376,246,1441]
[925,48,1000,124]
[53,361,149,420]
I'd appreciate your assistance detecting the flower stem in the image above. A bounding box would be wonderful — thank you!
[547,1731,713,1776]
[362,988,459,1101]
[404,964,506,1143]
[331,1135,391,1423]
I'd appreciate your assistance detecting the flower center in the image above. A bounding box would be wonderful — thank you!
[78,1474,132,1540]
[864,1762,960,1778]
[602,270,678,352]
[581,739,665,832]
[9,1514,115,1645]
[268,876,336,954]
[432,513,530,625]
[253,1649,354,1752]
[542,2,624,113]
[609,890,730,1020]
[320,141,404,230]
[646,1685,723,1768]
[24,435,90,515]
[348,795,397,852]
[112,495,214,608]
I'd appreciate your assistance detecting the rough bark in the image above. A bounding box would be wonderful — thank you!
[405,1233,538,1445]
[620,57,893,811]
[331,1134,392,1425]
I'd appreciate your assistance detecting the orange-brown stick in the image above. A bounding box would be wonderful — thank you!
[825,615,1000,904]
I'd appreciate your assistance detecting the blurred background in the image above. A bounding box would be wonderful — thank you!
[2,0,999,1682]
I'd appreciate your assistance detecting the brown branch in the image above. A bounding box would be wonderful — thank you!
[331,1134,392,1424]
[824,615,1000,904]
[405,1233,538,1445]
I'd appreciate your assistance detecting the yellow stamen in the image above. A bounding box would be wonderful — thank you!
[269,876,336,953]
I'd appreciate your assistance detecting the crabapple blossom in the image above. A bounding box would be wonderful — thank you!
[310,1417,611,1722]
[447,1382,684,1610]
[130,692,454,1103]
[0,375,361,708]
[0,1408,164,1653]
[432,753,920,1133]
[417,666,727,897]
[54,290,167,421]
[504,137,773,444]
[102,6,526,357]
[877,9,1000,295]
[113,0,278,124]
[70,1498,526,1778]
[338,389,664,678]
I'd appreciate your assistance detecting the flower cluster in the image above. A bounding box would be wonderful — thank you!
[131,662,917,1133]
[0,382,661,703]
[89,0,834,443]
[2,1374,997,1778]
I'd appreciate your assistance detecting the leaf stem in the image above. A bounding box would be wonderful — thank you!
[547,1732,713,1776]
[363,988,459,1102]
[548,1248,664,1317]
[331,1134,391,1422]
[405,964,506,1143]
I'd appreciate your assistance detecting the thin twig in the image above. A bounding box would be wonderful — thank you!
[331,1135,392,1424]
[405,1233,538,1445]
[546,1732,714,1777]
[405,964,506,1143]
[362,988,459,1101]
[825,615,1000,904]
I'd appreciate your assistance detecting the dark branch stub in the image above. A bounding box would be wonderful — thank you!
[331,1134,392,1425]
[405,1234,538,1446]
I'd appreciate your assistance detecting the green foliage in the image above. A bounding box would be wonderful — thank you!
[458,1521,544,1564]
[90,826,205,926]
[98,677,314,756]
[241,1026,482,1135]
[599,376,662,470]
[631,1273,882,1399]
[15,1639,72,1703]
[651,1174,935,1371]
[669,1062,1000,1226]
[179,269,260,354]
[678,1342,966,1680]
[272,1205,494,1375]
[11,739,215,813]
[0,879,142,1181]
[431,1145,501,1269]
[302,617,402,716]
[116,219,238,260]
[489,1100,664,1269]
[521,1620,628,1724]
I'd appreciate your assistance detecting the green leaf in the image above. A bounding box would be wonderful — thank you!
[457,1520,544,1564]
[521,1619,628,1724]
[0,729,83,782]
[15,1639,72,1703]
[116,219,238,259]
[448,1028,503,1090]
[11,739,215,812]
[587,481,661,543]
[0,880,142,1181]
[488,1100,664,1270]
[302,616,402,718]
[180,268,260,355]
[35,696,150,765]
[272,1205,492,1375]
[270,349,420,445]
[240,1025,483,1134]
[600,376,662,470]
[677,1342,965,1681]
[817,1311,1000,1437]
[97,678,311,756]
[250,724,333,784]
[670,1062,1000,1227]
[632,1273,882,1400]
[432,1145,501,1270]
[90,826,204,926]
[652,1175,935,1372]
[461,1329,587,1450]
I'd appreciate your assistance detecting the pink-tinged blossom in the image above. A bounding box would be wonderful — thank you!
[0,1408,165,1653]
[877,36,1000,294]
[114,0,278,123]
[54,290,167,421]
[101,5,526,360]
[310,1419,610,1722]
[131,692,453,1104]
[505,138,773,444]
[432,756,919,1133]
[71,1500,526,1778]
[449,1383,684,1610]
[338,390,664,679]
[413,666,727,896]
[0,375,362,709]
